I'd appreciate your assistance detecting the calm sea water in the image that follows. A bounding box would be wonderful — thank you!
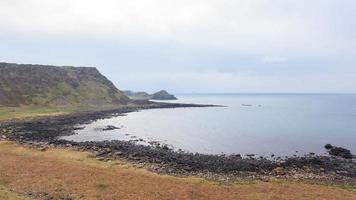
[63,94,356,156]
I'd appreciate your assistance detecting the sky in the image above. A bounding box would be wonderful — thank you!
[0,0,356,93]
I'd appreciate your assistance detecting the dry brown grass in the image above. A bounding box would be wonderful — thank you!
[0,186,30,200]
[0,141,355,200]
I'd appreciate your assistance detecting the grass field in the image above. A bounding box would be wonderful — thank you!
[0,106,77,121]
[0,141,355,200]
[0,104,139,122]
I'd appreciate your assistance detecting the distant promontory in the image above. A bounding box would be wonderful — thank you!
[123,90,177,100]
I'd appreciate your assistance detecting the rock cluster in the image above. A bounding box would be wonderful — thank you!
[325,144,354,159]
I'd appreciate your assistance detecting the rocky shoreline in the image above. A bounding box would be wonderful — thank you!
[1,102,355,184]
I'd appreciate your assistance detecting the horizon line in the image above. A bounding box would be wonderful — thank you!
[174,92,356,95]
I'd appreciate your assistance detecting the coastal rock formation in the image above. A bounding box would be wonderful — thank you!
[0,62,130,107]
[325,144,353,159]
[151,90,177,100]
[124,90,177,100]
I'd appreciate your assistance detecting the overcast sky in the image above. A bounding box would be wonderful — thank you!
[1,0,355,93]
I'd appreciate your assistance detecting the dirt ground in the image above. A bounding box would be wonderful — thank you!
[0,141,355,200]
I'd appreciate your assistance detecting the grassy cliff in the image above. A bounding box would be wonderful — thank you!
[0,62,130,108]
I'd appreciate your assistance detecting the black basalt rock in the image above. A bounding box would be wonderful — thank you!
[325,144,353,159]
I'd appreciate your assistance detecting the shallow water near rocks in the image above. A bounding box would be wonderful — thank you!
[62,94,356,156]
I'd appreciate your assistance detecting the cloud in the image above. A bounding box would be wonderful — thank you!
[118,70,356,93]
[262,56,288,64]
[0,0,355,55]
[0,0,356,92]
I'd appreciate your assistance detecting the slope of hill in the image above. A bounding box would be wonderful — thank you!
[0,62,130,107]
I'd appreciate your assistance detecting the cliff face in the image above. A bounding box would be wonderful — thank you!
[0,62,130,107]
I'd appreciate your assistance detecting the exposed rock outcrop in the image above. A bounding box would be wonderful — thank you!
[325,144,354,159]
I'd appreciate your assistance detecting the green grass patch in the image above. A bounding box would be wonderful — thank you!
[336,183,356,190]
[0,106,85,121]
[275,179,356,191]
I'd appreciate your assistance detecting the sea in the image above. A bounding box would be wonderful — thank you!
[62,94,356,156]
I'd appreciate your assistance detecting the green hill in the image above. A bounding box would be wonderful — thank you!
[0,62,130,107]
